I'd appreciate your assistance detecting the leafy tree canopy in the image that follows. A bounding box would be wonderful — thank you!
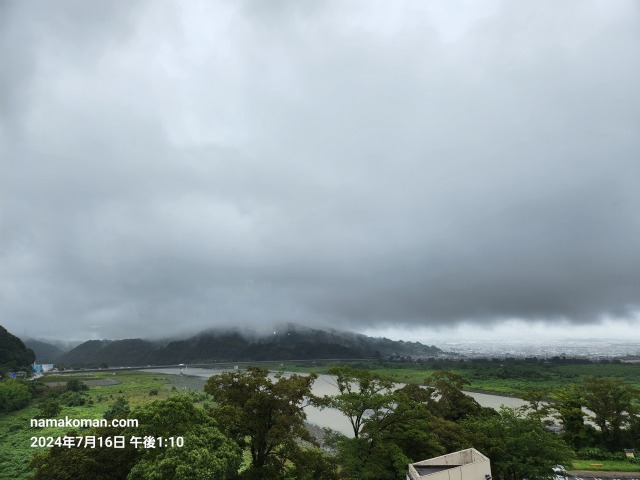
[551,383,595,450]
[31,395,241,480]
[581,377,640,451]
[462,407,574,480]
[327,365,396,439]
[205,366,318,477]
[0,379,31,413]
[425,370,486,421]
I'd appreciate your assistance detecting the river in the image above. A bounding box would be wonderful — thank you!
[143,367,529,437]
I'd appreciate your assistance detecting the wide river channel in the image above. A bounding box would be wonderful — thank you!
[143,367,529,437]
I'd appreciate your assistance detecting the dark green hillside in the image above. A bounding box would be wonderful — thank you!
[97,339,158,365]
[22,339,64,364]
[56,339,158,367]
[55,324,442,367]
[270,324,442,357]
[160,332,250,363]
[55,340,110,366]
[0,325,35,373]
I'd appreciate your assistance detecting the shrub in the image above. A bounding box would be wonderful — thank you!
[0,380,31,413]
[103,397,130,420]
[37,399,62,418]
[59,391,86,407]
[65,379,88,392]
[576,447,626,460]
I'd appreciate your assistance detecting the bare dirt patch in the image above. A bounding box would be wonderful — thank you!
[85,379,121,386]
[43,379,122,387]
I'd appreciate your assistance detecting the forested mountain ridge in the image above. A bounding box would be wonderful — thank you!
[0,325,36,373]
[55,324,442,367]
[22,339,65,364]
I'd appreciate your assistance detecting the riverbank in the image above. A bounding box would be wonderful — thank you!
[150,368,529,436]
[156,368,529,409]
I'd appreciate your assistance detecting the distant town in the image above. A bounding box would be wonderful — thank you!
[440,338,640,361]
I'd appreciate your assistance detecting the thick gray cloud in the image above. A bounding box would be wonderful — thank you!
[1,0,639,340]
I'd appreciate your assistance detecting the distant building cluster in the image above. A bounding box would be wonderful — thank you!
[1,363,54,380]
[441,339,640,360]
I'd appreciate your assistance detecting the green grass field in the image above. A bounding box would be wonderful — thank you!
[571,459,640,472]
[281,360,640,396]
[0,371,175,480]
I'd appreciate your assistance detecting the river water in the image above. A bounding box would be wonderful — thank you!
[144,367,529,436]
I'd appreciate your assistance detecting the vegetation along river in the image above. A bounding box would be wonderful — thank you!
[145,367,529,437]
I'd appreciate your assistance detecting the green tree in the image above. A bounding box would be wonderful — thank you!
[103,396,130,420]
[373,382,483,470]
[59,390,88,406]
[428,416,473,453]
[425,371,485,421]
[285,448,340,480]
[462,407,574,480]
[0,379,31,413]
[381,385,448,461]
[31,395,241,480]
[518,387,552,423]
[626,414,640,450]
[127,425,241,480]
[66,378,88,392]
[327,365,395,438]
[328,369,449,479]
[581,377,640,451]
[204,367,318,478]
[30,438,106,480]
[36,398,62,418]
[30,426,139,480]
[551,384,594,450]
[127,395,241,480]
[332,435,410,480]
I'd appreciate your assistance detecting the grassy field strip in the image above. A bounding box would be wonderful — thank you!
[0,372,174,480]
[572,460,640,472]
[281,361,640,396]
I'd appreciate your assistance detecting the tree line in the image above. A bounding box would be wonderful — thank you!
[25,366,640,479]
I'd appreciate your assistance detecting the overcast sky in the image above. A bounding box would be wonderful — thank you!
[1,0,639,342]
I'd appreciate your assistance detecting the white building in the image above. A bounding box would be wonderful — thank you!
[407,448,492,480]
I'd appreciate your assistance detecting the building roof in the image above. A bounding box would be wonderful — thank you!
[408,448,491,480]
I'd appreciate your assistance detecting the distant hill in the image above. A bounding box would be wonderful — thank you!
[55,324,443,367]
[23,339,65,364]
[0,325,36,373]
